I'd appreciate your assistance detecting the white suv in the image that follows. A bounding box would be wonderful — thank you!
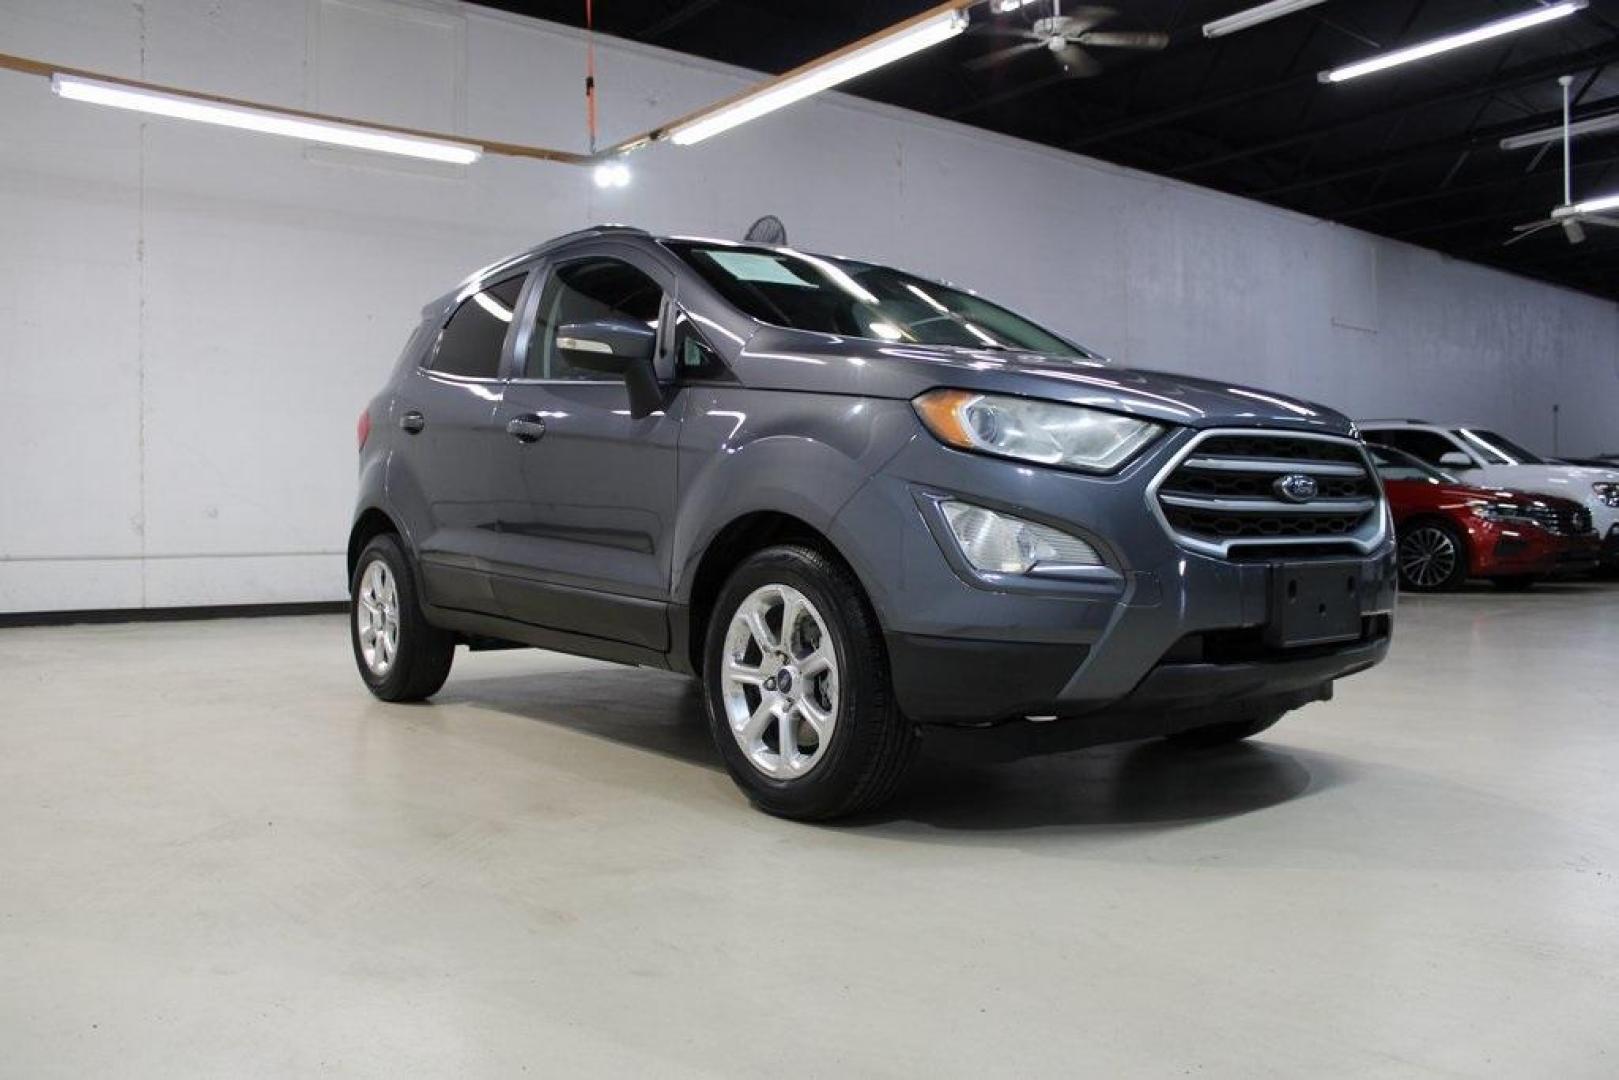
[1357,420,1619,569]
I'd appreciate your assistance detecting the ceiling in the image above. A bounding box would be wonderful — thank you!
[477,0,1619,301]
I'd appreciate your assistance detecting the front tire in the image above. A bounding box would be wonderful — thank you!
[1398,520,1469,592]
[351,533,455,702]
[703,544,916,821]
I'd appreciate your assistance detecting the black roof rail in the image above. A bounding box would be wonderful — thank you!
[1357,418,1432,425]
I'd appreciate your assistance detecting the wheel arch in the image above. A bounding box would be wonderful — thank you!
[680,510,870,676]
[347,507,405,580]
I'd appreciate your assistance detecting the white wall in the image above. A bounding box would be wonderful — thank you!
[3,0,1617,613]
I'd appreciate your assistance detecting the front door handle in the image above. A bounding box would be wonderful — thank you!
[506,415,547,443]
[399,410,426,434]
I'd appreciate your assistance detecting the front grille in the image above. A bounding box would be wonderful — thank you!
[1164,506,1368,539]
[1155,431,1381,554]
[1514,502,1592,536]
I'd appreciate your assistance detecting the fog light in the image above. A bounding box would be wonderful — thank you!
[940,500,1101,574]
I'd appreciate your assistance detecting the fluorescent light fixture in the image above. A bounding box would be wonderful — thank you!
[1569,192,1619,215]
[668,8,967,145]
[1319,2,1587,84]
[51,72,482,164]
[1501,109,1619,150]
[592,161,632,188]
[1203,0,1331,39]
[991,0,1041,11]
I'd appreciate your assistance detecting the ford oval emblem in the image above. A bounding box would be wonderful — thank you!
[1274,474,1319,504]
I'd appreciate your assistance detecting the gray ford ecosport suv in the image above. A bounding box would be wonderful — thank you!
[350,225,1396,820]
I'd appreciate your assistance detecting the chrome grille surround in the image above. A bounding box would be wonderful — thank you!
[1147,429,1390,559]
[1513,501,1592,536]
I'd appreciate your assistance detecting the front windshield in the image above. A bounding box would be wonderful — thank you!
[664,240,1093,357]
[1370,445,1456,484]
[1456,428,1544,465]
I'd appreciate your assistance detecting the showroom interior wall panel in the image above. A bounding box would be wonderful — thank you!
[886,121,1136,363]
[310,0,466,136]
[0,1,148,612]
[2,0,1617,612]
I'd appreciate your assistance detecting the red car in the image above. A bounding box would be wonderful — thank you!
[1370,446,1601,592]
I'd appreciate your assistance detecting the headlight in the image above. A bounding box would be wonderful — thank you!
[1592,482,1619,509]
[940,500,1101,574]
[1471,500,1533,524]
[913,389,1163,473]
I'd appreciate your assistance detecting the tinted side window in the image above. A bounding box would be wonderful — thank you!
[429,275,525,379]
[525,258,663,380]
[1360,430,1398,452]
[1367,430,1465,467]
[1457,429,1540,465]
[673,310,721,375]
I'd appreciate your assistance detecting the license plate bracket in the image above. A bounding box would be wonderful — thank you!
[1266,560,1365,648]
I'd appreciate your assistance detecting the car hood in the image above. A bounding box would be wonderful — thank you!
[1470,463,1619,490]
[1393,480,1570,506]
[734,328,1355,435]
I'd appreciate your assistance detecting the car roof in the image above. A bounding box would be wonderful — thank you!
[447,224,974,301]
[422,225,663,316]
[1357,420,1496,430]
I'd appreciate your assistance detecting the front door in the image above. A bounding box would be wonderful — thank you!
[487,251,681,650]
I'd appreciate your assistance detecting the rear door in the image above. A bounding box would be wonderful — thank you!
[390,272,526,614]
[486,246,683,650]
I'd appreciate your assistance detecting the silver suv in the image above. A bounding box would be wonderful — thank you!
[348,226,1396,819]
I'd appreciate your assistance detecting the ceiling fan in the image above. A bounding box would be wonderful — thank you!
[1507,75,1619,247]
[966,2,1169,77]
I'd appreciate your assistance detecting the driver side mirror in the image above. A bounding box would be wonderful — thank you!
[1439,451,1475,470]
[555,319,665,419]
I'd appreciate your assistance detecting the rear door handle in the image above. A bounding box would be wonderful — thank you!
[506,415,547,443]
[399,410,425,433]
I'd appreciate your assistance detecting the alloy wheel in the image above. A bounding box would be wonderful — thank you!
[719,584,840,779]
[1400,526,1459,590]
[356,559,401,675]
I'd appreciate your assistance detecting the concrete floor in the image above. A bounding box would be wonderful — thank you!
[2,586,1617,1078]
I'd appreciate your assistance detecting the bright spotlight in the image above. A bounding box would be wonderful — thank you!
[593,162,631,189]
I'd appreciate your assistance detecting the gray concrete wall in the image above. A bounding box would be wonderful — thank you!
[3,0,1617,612]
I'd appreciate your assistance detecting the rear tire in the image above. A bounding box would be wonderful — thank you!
[1165,712,1283,749]
[1397,520,1469,592]
[351,533,455,702]
[703,544,916,821]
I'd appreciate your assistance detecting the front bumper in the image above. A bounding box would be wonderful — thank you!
[918,631,1390,762]
[884,592,1393,729]
[1469,519,1602,578]
[831,426,1397,740]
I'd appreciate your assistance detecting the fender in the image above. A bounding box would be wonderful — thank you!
[669,388,918,615]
